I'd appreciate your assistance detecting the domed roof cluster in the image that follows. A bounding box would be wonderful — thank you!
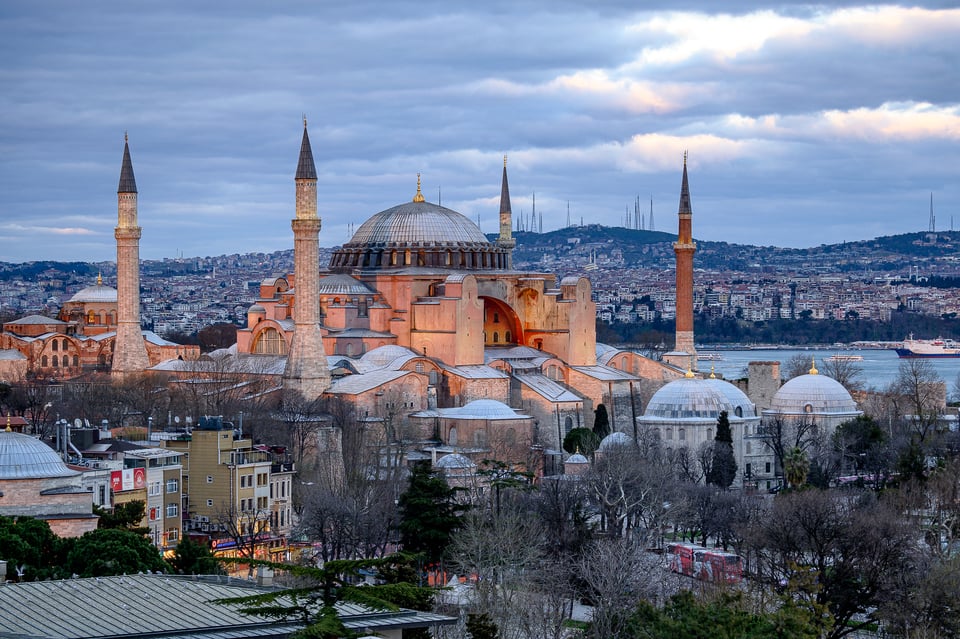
[769,369,859,416]
[0,431,78,479]
[643,376,756,421]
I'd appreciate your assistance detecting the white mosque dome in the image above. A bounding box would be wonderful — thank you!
[68,282,117,304]
[598,431,633,451]
[447,399,524,420]
[566,452,590,465]
[769,372,859,416]
[0,431,78,479]
[644,376,753,421]
[435,453,477,469]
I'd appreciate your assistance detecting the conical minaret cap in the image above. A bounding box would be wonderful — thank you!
[295,119,317,180]
[118,134,137,194]
[500,156,512,216]
[678,151,691,216]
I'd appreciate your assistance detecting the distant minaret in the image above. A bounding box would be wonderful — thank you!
[673,153,697,360]
[649,196,654,231]
[112,134,150,376]
[929,193,935,232]
[282,118,332,399]
[497,155,515,268]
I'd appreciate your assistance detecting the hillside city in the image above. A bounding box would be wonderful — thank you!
[4,227,960,340]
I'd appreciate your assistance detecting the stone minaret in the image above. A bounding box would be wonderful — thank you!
[496,155,515,268]
[673,152,697,362]
[282,119,332,398]
[112,134,150,376]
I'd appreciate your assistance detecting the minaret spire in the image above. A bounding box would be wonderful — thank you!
[112,134,150,376]
[496,155,515,268]
[667,151,697,367]
[283,119,332,398]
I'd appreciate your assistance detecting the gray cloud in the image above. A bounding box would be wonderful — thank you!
[1,1,958,262]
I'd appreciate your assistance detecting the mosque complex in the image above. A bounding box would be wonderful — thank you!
[1,122,861,490]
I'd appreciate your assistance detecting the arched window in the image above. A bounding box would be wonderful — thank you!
[474,430,487,447]
[62,355,69,367]
[493,332,499,343]
[345,343,355,356]
[666,427,673,440]
[678,428,685,441]
[52,356,58,368]
[88,310,96,324]
[448,427,458,446]
[253,327,287,355]
[505,330,511,343]
[52,340,58,352]
[42,355,48,367]
[564,416,574,435]
[493,312,500,323]
[61,338,68,350]
[483,331,487,342]
[735,406,743,417]
[73,355,79,367]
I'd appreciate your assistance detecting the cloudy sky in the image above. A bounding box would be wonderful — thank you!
[2,1,958,263]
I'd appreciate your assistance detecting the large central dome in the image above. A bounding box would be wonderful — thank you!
[329,187,510,272]
[349,201,490,246]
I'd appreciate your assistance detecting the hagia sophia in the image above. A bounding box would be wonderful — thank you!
[1,122,862,490]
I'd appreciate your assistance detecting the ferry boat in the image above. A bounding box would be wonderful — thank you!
[697,353,724,361]
[826,354,864,362]
[895,335,960,358]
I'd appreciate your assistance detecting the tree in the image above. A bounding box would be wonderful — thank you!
[592,404,610,439]
[563,427,600,456]
[62,528,167,577]
[169,535,222,575]
[398,464,466,567]
[820,356,863,392]
[466,613,501,639]
[95,499,148,532]
[0,515,64,581]
[758,415,819,485]
[890,358,946,444]
[707,410,737,489]
[217,554,438,639]
[783,447,810,489]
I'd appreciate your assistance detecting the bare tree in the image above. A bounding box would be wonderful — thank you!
[784,353,815,380]
[820,356,864,392]
[890,358,946,444]
[758,414,820,483]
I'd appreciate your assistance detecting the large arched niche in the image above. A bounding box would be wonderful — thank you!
[481,297,521,346]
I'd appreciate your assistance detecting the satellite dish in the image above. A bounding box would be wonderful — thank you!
[73,418,82,428]
[174,416,180,424]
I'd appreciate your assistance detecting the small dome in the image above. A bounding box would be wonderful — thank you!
[447,399,523,420]
[0,431,78,479]
[644,377,752,420]
[69,283,117,304]
[248,303,266,313]
[770,373,858,415]
[598,431,633,451]
[359,345,419,369]
[435,453,476,469]
[566,452,590,465]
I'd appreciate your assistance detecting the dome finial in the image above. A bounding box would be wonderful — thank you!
[303,113,307,129]
[413,173,425,203]
[809,356,818,375]
[710,363,716,379]
[504,154,507,168]
[97,270,102,286]
[685,367,695,378]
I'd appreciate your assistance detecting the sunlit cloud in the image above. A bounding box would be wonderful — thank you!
[0,224,98,236]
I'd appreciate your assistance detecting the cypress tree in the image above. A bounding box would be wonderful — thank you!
[707,410,737,489]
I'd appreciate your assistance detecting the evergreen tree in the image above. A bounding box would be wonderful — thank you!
[593,404,610,439]
[707,411,738,489]
[169,534,222,575]
[398,463,466,566]
[563,427,601,456]
[466,612,501,639]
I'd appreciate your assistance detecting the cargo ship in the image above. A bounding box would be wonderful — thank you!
[895,335,960,358]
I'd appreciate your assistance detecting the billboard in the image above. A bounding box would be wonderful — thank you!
[110,467,146,492]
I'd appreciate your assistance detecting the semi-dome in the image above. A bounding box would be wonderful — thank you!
[644,377,753,420]
[69,282,117,304]
[0,431,78,479]
[317,273,376,296]
[329,186,511,272]
[769,372,859,416]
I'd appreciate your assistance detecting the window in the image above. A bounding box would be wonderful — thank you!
[735,406,743,417]
[52,340,58,352]
[166,503,179,518]
[253,327,287,355]
[765,462,771,474]
[679,428,685,441]
[52,357,58,368]
[166,479,179,493]
[62,355,69,367]
[416,362,424,374]
[42,355,48,367]
[62,338,68,350]
[207,499,213,507]
[746,442,752,454]
[493,332,499,343]
[149,481,162,496]
[72,355,78,367]
[206,475,214,484]
[745,463,752,478]
[448,426,458,446]
[564,416,574,435]
[257,473,268,486]
[493,312,500,323]
[505,330,511,342]
[166,528,179,541]
[666,427,673,440]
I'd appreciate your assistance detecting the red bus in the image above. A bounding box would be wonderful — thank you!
[667,543,742,584]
